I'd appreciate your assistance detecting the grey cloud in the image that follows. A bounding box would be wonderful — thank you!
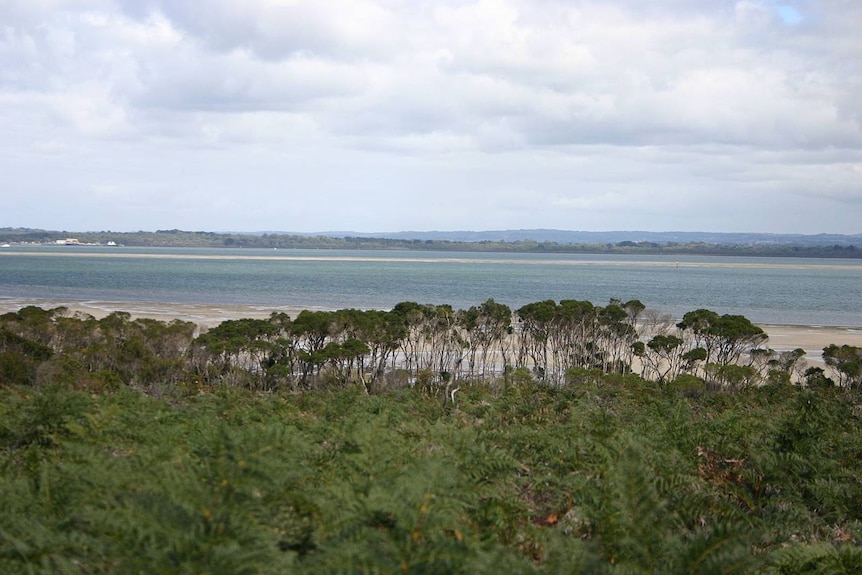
[120,0,404,61]
[1,0,860,234]
[11,0,855,151]
[130,50,368,113]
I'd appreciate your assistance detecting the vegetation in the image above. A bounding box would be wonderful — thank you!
[2,227,860,258]
[2,303,862,573]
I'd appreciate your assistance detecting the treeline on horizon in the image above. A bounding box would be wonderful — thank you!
[2,227,860,258]
[2,301,862,572]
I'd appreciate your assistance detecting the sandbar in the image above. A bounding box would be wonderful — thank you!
[2,249,861,271]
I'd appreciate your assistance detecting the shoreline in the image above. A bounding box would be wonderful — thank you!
[2,297,860,364]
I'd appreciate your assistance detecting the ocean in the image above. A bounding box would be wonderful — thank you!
[2,246,861,327]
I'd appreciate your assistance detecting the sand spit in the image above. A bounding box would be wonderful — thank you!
[1,250,861,271]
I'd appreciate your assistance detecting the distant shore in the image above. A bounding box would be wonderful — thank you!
[2,297,859,365]
[1,227,860,259]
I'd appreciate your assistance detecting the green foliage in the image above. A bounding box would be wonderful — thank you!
[822,344,862,388]
[706,363,760,391]
[3,305,862,572]
[768,542,862,574]
[669,373,707,397]
[677,310,767,368]
[2,381,862,572]
[804,366,835,390]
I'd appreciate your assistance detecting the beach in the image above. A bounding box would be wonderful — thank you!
[2,297,859,365]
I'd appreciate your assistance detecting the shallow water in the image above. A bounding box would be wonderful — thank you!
[2,246,861,327]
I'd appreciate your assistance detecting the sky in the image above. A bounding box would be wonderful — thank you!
[1,0,860,234]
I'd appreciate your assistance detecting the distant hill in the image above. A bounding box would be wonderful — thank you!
[307,229,862,247]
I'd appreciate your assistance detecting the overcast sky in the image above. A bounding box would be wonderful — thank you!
[2,0,860,234]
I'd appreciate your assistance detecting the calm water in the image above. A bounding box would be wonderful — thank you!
[2,246,861,327]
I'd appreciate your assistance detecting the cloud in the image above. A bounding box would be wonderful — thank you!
[1,0,860,233]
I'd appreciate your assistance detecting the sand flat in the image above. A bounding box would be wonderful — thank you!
[759,324,862,359]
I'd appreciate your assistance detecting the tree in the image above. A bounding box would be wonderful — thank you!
[596,299,642,374]
[677,309,767,367]
[0,328,53,386]
[516,300,557,382]
[681,347,708,378]
[457,299,511,381]
[822,344,862,388]
[391,302,427,377]
[338,310,404,387]
[554,299,598,374]
[290,310,337,386]
[642,334,686,384]
[803,366,834,389]
[766,348,807,384]
[321,338,371,386]
[196,318,279,388]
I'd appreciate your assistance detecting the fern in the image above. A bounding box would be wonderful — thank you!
[768,542,862,575]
